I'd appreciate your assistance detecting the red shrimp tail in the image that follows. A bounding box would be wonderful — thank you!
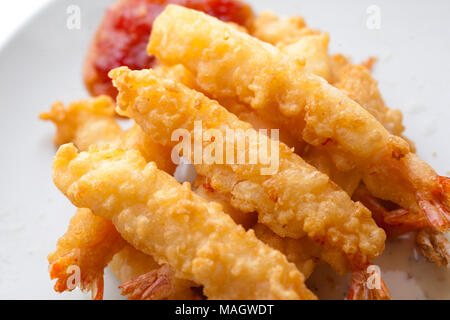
[119,264,174,300]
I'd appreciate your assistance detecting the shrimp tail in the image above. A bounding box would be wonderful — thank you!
[48,252,105,300]
[347,268,391,300]
[119,264,174,300]
[416,229,450,267]
[353,185,425,236]
[416,176,450,232]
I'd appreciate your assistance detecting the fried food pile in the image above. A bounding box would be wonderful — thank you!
[41,0,450,300]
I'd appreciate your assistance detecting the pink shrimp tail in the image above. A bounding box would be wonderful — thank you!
[417,176,450,233]
[48,257,104,300]
[119,264,174,300]
[353,185,425,236]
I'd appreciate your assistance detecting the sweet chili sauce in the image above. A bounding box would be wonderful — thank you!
[84,0,253,98]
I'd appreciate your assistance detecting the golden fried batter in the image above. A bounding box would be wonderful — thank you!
[334,64,404,138]
[41,96,177,174]
[253,224,320,278]
[42,96,318,297]
[250,11,331,81]
[250,11,307,46]
[53,144,316,300]
[40,96,122,149]
[111,67,386,273]
[42,97,177,298]
[148,6,450,233]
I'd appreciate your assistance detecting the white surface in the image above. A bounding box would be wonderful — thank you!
[0,0,449,299]
[0,0,52,48]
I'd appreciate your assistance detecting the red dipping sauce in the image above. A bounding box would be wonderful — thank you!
[84,0,253,98]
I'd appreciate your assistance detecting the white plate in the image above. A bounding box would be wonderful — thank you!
[0,0,449,299]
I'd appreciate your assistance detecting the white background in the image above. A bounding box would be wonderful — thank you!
[0,0,51,48]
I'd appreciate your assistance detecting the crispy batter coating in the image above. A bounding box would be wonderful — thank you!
[147,5,450,233]
[42,97,178,298]
[110,244,160,283]
[121,124,176,174]
[193,176,258,229]
[47,208,125,300]
[111,67,386,273]
[334,64,404,138]
[52,144,316,300]
[154,62,306,152]
[329,54,351,84]
[195,177,321,278]
[249,11,307,46]
[250,11,331,81]
[39,96,122,149]
[253,224,320,279]
[110,244,201,299]
[41,95,316,296]
[301,145,362,196]
[41,96,176,173]
[147,5,397,164]
[278,33,331,82]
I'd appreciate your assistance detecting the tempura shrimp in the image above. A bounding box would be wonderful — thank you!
[47,208,125,300]
[111,67,386,275]
[147,5,450,234]
[52,144,317,300]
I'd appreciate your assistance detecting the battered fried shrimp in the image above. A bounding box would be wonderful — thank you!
[41,96,176,174]
[110,244,160,283]
[329,54,351,84]
[47,208,126,300]
[250,12,331,81]
[40,95,312,295]
[39,96,121,149]
[42,97,178,299]
[334,64,405,138]
[111,67,386,273]
[353,185,450,267]
[52,144,317,300]
[253,224,320,279]
[148,5,450,233]
[196,177,321,278]
[154,61,306,152]
[121,124,176,174]
[153,63,201,91]
[352,184,439,238]
[193,176,258,229]
[416,229,450,267]
[301,145,362,196]
[278,33,331,82]
[251,12,406,141]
